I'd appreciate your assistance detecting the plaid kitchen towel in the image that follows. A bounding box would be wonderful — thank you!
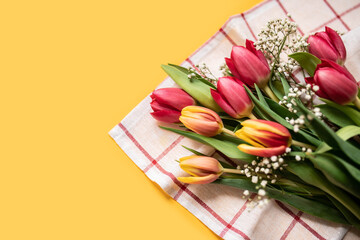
[109,0,360,239]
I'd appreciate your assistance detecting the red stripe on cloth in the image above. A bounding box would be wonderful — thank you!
[219,193,256,238]
[241,13,257,41]
[276,201,326,240]
[323,0,351,31]
[143,136,184,173]
[276,0,304,36]
[185,58,203,75]
[310,3,360,32]
[280,211,303,240]
[219,28,237,46]
[173,184,188,201]
[119,123,250,240]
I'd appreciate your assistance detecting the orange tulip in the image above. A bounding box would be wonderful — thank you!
[177,156,223,184]
[179,106,224,137]
[235,119,291,157]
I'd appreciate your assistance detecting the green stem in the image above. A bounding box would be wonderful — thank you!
[248,113,257,120]
[223,168,243,174]
[222,128,236,137]
[353,96,360,110]
[292,140,316,150]
[269,34,288,82]
[263,84,279,102]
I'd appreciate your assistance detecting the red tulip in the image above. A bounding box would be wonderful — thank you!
[210,77,253,118]
[226,39,270,88]
[308,27,346,65]
[150,88,195,123]
[235,119,291,157]
[179,106,223,137]
[305,60,358,105]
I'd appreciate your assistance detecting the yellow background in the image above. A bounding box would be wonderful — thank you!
[1,0,262,239]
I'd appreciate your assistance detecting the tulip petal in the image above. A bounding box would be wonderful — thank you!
[317,60,356,83]
[216,77,253,118]
[179,116,222,137]
[305,77,330,99]
[152,88,195,111]
[237,144,287,157]
[181,106,223,124]
[177,174,219,184]
[315,67,358,104]
[240,119,290,137]
[210,88,238,118]
[246,39,269,70]
[225,57,242,80]
[231,46,270,88]
[308,35,338,62]
[238,127,290,148]
[150,110,181,123]
[325,26,346,63]
[150,99,172,112]
[180,156,223,177]
[235,128,265,148]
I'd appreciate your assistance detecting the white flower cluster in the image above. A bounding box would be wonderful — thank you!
[187,63,218,85]
[219,63,230,77]
[285,115,305,133]
[239,151,292,208]
[279,84,321,114]
[254,15,308,78]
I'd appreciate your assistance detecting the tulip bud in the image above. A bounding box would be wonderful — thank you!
[210,77,253,118]
[177,156,223,184]
[235,119,291,157]
[305,60,358,105]
[226,39,270,88]
[308,27,346,65]
[179,106,224,137]
[150,88,195,123]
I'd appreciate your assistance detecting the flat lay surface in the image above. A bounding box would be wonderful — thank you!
[1,0,263,239]
[2,0,360,239]
[109,0,360,239]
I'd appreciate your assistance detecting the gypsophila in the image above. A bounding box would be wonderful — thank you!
[254,17,308,80]
[239,153,289,208]
[187,63,218,85]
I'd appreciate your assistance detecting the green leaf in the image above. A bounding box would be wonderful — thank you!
[288,52,321,76]
[317,104,356,127]
[160,126,255,161]
[308,153,360,199]
[337,125,360,140]
[254,84,269,107]
[215,178,349,224]
[316,125,360,153]
[320,99,360,127]
[269,79,284,100]
[287,161,360,220]
[276,178,324,196]
[279,73,291,96]
[297,102,360,166]
[181,145,206,156]
[168,64,217,89]
[328,196,360,229]
[245,86,292,128]
[265,98,298,120]
[161,64,221,111]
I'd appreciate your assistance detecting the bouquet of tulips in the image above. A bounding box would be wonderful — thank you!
[150,18,360,228]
